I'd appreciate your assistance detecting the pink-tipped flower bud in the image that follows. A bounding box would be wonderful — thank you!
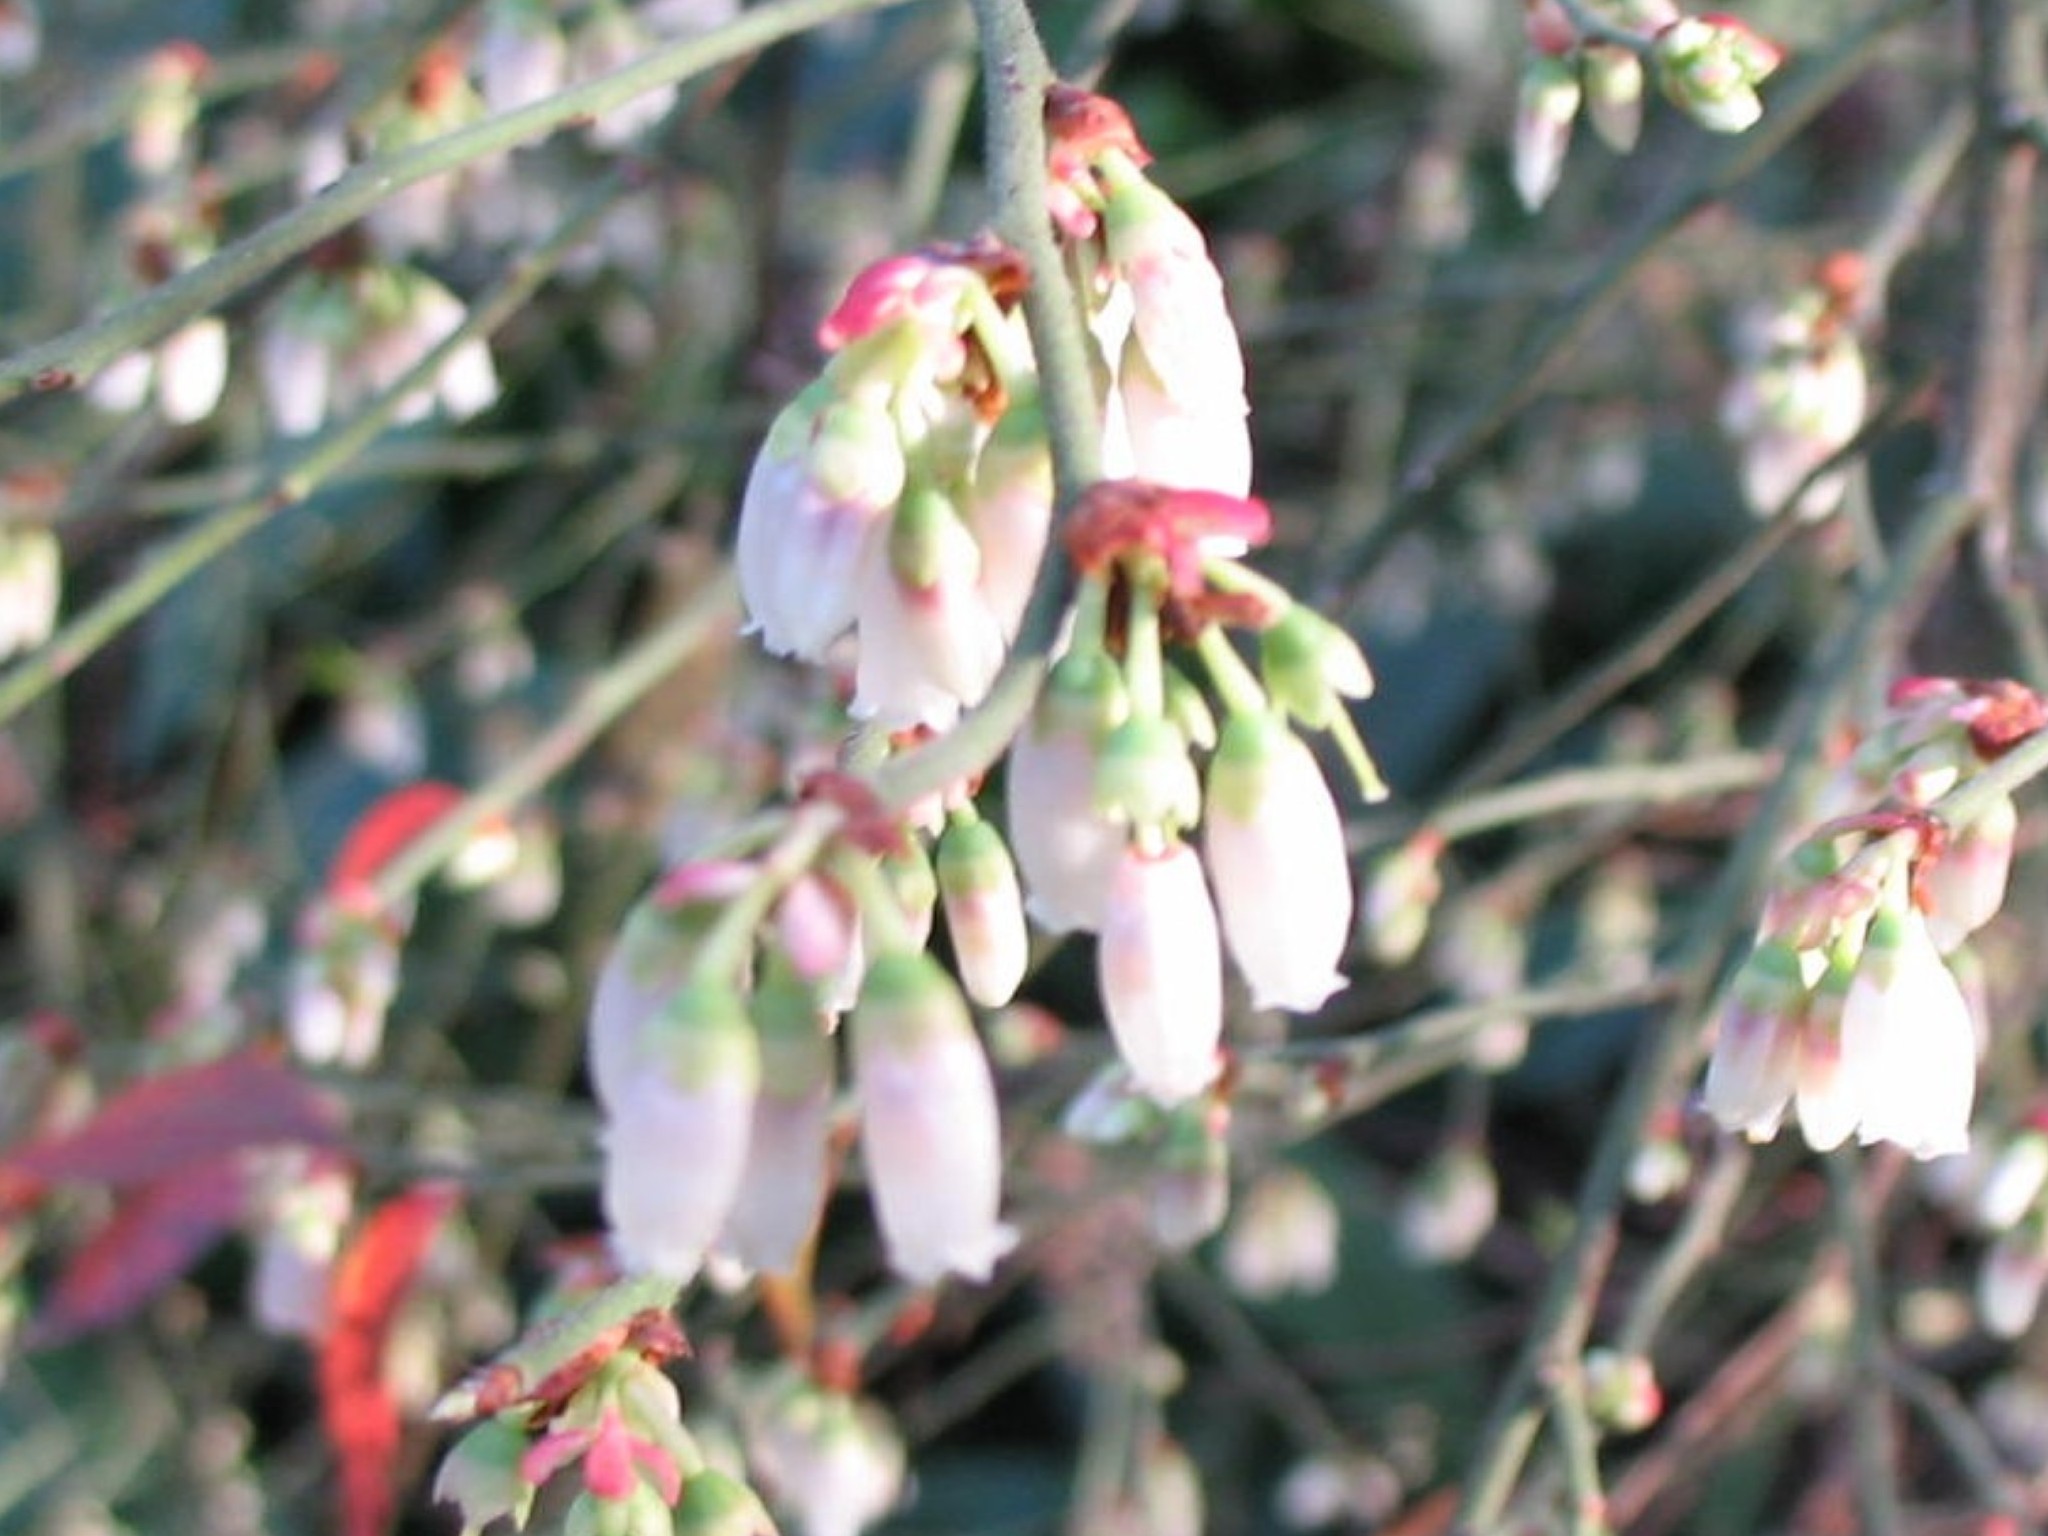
[1098,840,1224,1106]
[737,385,905,662]
[1701,937,1808,1142]
[717,963,833,1278]
[967,394,1054,640]
[1095,151,1248,421]
[1923,791,2016,953]
[1979,1129,2048,1234]
[1396,1143,1497,1265]
[602,978,760,1282]
[1583,44,1645,152]
[1512,51,1581,212]
[1362,833,1445,967]
[851,952,1017,1284]
[1980,1222,2048,1340]
[1583,1349,1663,1433]
[1653,15,1781,134]
[0,521,60,663]
[936,816,1030,1008]
[852,484,1006,729]
[1203,712,1353,1012]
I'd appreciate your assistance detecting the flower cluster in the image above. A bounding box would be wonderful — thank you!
[734,238,1040,726]
[1515,0,1783,211]
[434,1301,778,1536]
[1010,481,1382,1106]
[1701,678,2041,1158]
[1720,252,1870,521]
[591,844,1014,1288]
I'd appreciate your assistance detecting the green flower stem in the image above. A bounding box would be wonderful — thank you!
[1612,1143,1751,1357]
[367,569,742,914]
[825,843,919,958]
[0,174,631,731]
[688,804,843,985]
[1828,1152,1905,1536]
[1553,0,1656,57]
[1193,626,1267,718]
[1393,751,1776,850]
[1121,576,1167,719]
[0,0,919,405]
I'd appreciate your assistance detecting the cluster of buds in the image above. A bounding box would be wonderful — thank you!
[435,1303,778,1536]
[1701,678,2042,1159]
[734,237,1041,727]
[473,0,714,146]
[1012,481,1381,1106]
[261,232,500,436]
[89,196,231,428]
[1045,86,1252,497]
[1974,1119,2048,1337]
[1515,0,1783,211]
[740,1361,906,1536]
[1720,253,1870,521]
[591,840,1015,1288]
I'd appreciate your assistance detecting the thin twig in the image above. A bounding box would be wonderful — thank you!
[0,175,634,729]
[0,0,920,406]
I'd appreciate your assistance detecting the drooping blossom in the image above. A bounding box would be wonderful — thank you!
[850,952,1016,1284]
[1097,840,1223,1107]
[1202,710,1352,1012]
[1006,650,1129,934]
[601,978,760,1282]
[715,962,833,1278]
[935,814,1029,1008]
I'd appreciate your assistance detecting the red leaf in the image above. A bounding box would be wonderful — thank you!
[327,782,464,904]
[29,1155,248,1348]
[0,1048,344,1198]
[319,1183,459,1536]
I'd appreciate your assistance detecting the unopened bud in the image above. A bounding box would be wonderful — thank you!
[1653,16,1780,134]
[434,1415,539,1536]
[673,1471,780,1536]
[1095,714,1201,833]
[936,815,1029,1008]
[1260,605,1375,730]
[1583,1349,1662,1433]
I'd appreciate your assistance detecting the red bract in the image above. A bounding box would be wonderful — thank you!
[1044,84,1151,172]
[326,781,464,910]
[29,1154,247,1347]
[0,1046,343,1199]
[1061,480,1272,598]
[320,1183,460,1536]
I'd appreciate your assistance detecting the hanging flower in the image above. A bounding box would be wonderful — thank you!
[601,979,760,1282]
[1096,840,1223,1106]
[850,952,1016,1283]
[1202,711,1353,1012]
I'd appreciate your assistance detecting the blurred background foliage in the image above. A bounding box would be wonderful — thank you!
[0,0,2041,1534]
